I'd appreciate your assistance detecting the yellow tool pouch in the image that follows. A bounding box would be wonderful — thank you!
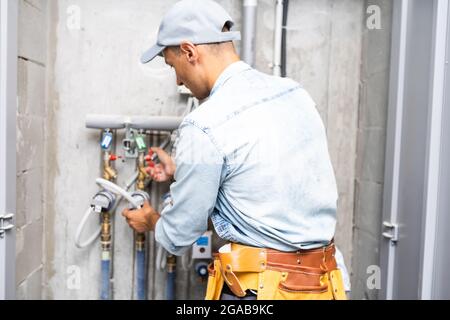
[205,259,224,300]
[205,244,347,300]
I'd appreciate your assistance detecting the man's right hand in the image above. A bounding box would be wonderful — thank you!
[147,147,176,182]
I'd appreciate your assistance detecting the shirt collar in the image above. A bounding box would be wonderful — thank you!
[209,61,252,97]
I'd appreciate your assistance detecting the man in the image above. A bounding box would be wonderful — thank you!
[123,0,348,300]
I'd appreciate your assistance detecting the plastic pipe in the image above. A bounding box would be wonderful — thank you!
[273,0,284,76]
[86,114,126,129]
[166,255,176,300]
[86,115,183,131]
[136,249,146,300]
[129,116,182,131]
[100,258,111,300]
[166,269,176,300]
[242,0,258,67]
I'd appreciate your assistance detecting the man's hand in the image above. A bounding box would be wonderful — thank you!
[122,201,160,233]
[147,147,176,182]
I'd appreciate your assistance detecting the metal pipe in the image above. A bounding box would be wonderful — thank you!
[242,0,258,67]
[99,129,116,300]
[100,212,112,300]
[103,151,117,181]
[273,0,284,77]
[281,0,289,77]
[135,146,148,300]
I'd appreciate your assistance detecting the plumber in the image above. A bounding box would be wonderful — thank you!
[122,0,347,300]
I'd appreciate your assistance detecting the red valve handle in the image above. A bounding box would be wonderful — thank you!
[109,154,122,161]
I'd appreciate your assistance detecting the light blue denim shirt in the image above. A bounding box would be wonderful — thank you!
[156,61,339,256]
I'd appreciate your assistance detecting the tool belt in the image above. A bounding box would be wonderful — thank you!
[205,242,347,300]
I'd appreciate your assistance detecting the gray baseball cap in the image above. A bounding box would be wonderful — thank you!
[141,0,241,64]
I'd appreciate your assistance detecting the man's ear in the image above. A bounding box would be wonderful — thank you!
[179,41,198,63]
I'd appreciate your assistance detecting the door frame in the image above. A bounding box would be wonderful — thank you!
[381,0,449,299]
[0,0,17,300]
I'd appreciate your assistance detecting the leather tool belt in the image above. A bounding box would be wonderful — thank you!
[205,241,347,300]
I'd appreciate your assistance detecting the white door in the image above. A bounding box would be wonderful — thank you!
[381,0,450,299]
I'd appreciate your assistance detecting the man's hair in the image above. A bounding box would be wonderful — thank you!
[168,24,235,55]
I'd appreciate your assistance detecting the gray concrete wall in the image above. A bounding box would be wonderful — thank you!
[351,0,392,300]
[15,0,369,299]
[15,0,47,300]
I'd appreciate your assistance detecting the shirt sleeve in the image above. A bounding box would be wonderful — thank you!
[155,121,225,256]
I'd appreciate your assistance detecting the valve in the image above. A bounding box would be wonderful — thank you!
[101,131,113,150]
[109,154,122,161]
[145,149,159,163]
[123,125,138,158]
[128,191,150,209]
[91,190,116,213]
[135,135,147,152]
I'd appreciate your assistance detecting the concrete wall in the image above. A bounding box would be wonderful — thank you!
[15,0,373,299]
[15,0,47,300]
[351,0,392,300]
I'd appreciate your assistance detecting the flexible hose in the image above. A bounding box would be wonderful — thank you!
[75,207,100,248]
[75,173,139,249]
[136,249,146,300]
[95,178,140,208]
[181,249,194,271]
[156,244,167,271]
[100,258,111,300]
[166,270,176,300]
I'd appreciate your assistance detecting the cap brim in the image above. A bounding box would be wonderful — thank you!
[140,43,166,64]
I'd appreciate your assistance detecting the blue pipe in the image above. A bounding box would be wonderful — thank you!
[100,258,110,300]
[136,249,146,300]
[166,269,176,300]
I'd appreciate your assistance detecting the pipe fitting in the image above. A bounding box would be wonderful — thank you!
[101,212,112,250]
[137,152,149,190]
[103,151,117,180]
[129,191,150,209]
[91,190,116,213]
[167,255,176,273]
[136,233,146,251]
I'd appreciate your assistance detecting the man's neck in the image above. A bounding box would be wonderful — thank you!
[206,54,241,92]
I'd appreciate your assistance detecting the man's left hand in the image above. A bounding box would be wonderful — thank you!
[122,200,160,233]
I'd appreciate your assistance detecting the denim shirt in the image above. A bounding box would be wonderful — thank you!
[155,61,339,256]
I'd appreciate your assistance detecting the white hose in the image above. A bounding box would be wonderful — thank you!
[75,207,100,249]
[95,178,140,208]
[155,244,167,271]
[181,249,194,270]
[75,173,139,249]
